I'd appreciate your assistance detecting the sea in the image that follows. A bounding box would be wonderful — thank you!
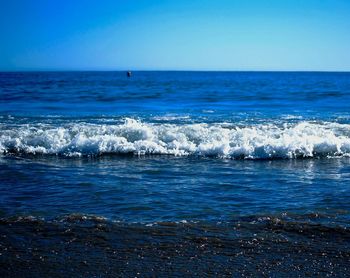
[1,71,350,277]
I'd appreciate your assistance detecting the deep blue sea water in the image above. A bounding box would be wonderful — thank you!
[1,71,350,276]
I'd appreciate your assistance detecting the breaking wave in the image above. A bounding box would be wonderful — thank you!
[1,119,350,159]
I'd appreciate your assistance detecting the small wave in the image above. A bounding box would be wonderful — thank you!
[1,119,350,159]
[1,212,349,235]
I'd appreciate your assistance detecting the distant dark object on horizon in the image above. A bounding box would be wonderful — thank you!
[127,71,132,77]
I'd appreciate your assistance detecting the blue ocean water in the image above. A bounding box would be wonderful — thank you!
[1,71,350,276]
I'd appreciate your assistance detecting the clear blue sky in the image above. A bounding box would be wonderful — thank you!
[1,0,350,71]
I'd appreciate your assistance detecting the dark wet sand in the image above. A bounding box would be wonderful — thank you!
[1,216,349,277]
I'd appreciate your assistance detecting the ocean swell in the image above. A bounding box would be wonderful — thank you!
[1,119,350,159]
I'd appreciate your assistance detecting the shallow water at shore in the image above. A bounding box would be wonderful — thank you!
[1,156,350,223]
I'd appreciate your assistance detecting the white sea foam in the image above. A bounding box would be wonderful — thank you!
[1,118,350,159]
[152,115,190,121]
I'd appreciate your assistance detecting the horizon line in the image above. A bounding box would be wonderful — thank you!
[1,69,350,73]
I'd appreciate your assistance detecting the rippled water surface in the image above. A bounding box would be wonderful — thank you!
[1,71,350,276]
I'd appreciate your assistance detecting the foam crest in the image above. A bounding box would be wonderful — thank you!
[1,119,350,159]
